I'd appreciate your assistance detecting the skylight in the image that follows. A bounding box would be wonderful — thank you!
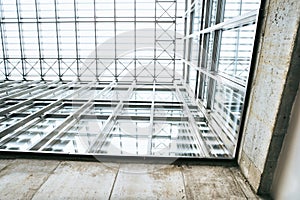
[0,0,261,160]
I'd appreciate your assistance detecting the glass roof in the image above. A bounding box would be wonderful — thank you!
[0,0,261,160]
[0,0,185,82]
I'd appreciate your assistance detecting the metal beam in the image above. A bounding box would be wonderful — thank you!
[0,81,66,115]
[181,59,246,92]
[195,0,206,99]
[206,0,226,109]
[0,1,8,80]
[54,0,61,79]
[174,82,210,157]
[15,0,25,79]
[0,80,21,88]
[93,0,98,81]
[0,117,41,147]
[88,82,135,153]
[31,81,115,151]
[134,0,137,82]
[0,80,39,96]
[73,0,80,80]
[0,19,183,24]
[113,0,117,82]
[0,81,46,102]
[34,0,43,80]
[147,82,156,155]
[184,10,258,39]
[0,99,64,138]
[172,0,178,82]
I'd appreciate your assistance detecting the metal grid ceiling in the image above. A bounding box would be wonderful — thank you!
[0,0,261,159]
[0,0,185,82]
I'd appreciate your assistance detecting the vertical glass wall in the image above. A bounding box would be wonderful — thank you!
[182,0,260,155]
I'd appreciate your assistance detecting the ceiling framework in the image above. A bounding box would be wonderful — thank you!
[0,0,185,82]
[0,0,261,159]
[0,80,230,158]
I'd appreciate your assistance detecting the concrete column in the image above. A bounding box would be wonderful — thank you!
[238,0,300,195]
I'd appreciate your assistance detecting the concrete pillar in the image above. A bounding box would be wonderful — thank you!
[238,0,300,195]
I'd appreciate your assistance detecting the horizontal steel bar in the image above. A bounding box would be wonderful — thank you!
[184,10,258,39]
[181,59,246,92]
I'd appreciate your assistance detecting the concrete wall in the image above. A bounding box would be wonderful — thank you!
[238,0,300,194]
[271,83,300,199]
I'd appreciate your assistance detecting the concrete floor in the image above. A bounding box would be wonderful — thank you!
[0,159,260,199]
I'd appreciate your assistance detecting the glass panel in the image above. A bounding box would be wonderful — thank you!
[22,24,39,58]
[130,90,153,101]
[193,1,202,32]
[99,88,129,100]
[6,59,23,79]
[155,90,178,102]
[0,118,65,151]
[14,104,46,114]
[0,117,22,132]
[77,23,94,58]
[115,0,134,18]
[154,107,184,117]
[191,35,199,66]
[96,22,115,59]
[86,106,113,115]
[206,32,215,68]
[0,65,5,79]
[224,0,260,21]
[37,0,55,20]
[188,67,197,93]
[56,0,75,19]
[152,122,201,157]
[39,23,58,58]
[122,107,150,116]
[95,1,114,18]
[102,120,150,155]
[213,83,244,142]
[76,0,94,19]
[3,24,20,58]
[58,23,76,58]
[136,0,155,18]
[19,0,36,19]
[1,0,17,20]
[218,24,256,83]
[43,119,105,153]
[116,23,134,59]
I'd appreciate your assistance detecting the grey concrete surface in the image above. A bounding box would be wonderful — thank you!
[110,164,186,200]
[182,166,247,199]
[238,0,300,194]
[32,161,119,200]
[0,159,60,199]
[0,159,260,199]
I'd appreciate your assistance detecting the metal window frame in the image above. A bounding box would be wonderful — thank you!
[181,0,261,158]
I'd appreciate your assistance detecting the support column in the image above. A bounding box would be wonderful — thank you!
[238,0,300,194]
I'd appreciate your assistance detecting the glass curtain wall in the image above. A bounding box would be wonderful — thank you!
[182,0,260,155]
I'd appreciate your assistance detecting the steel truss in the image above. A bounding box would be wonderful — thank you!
[0,0,184,83]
